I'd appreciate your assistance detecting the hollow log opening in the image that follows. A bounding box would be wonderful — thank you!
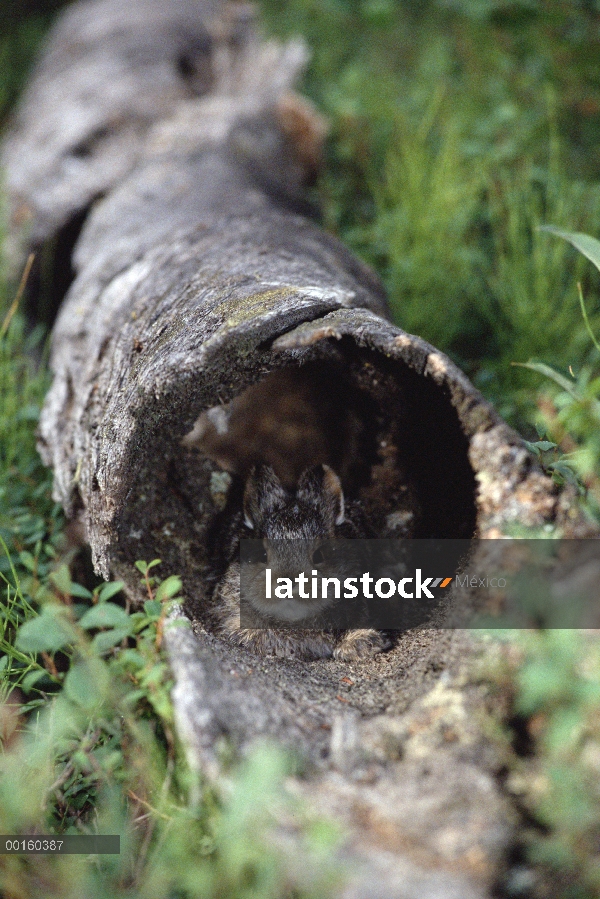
[111,331,478,635]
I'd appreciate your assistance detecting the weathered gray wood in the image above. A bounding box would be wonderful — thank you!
[3,0,229,252]
[1,2,587,895]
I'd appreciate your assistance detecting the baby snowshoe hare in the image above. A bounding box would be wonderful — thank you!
[212,463,389,661]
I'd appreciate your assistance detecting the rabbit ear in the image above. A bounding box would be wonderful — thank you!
[297,464,345,525]
[322,464,345,525]
[243,464,286,530]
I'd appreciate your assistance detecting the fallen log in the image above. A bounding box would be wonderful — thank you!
[1,1,585,896]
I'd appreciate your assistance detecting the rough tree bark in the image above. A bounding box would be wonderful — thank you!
[1,1,588,896]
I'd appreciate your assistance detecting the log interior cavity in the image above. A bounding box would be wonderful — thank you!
[111,334,478,627]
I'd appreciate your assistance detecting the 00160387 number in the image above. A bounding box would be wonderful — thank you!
[3,839,64,852]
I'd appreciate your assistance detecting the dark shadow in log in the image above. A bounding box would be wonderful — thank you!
[25,205,93,330]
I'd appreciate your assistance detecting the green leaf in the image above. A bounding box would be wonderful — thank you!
[540,227,600,353]
[64,658,109,709]
[117,649,146,670]
[15,609,78,653]
[135,559,161,575]
[97,581,125,602]
[69,583,93,600]
[524,439,557,456]
[18,551,36,572]
[532,441,557,452]
[79,603,131,631]
[121,688,147,707]
[20,668,50,691]
[155,575,182,602]
[143,600,162,617]
[549,460,576,476]
[513,361,582,400]
[92,627,132,654]
[127,611,148,629]
[548,461,580,489]
[49,564,73,595]
[539,226,600,276]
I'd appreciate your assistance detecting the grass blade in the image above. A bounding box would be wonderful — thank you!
[512,361,582,399]
[539,226,600,275]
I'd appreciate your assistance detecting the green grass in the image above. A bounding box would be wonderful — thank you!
[261,0,600,427]
[0,531,341,898]
[486,630,600,899]
[0,2,70,126]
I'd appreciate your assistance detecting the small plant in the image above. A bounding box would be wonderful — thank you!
[1,549,344,898]
[0,271,342,898]
[517,227,600,513]
[488,631,600,899]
